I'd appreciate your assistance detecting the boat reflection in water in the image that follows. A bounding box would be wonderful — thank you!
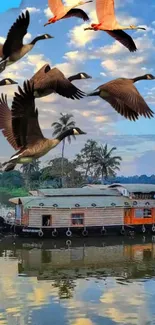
[0,237,155,324]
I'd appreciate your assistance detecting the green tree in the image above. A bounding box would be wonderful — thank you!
[93,144,122,182]
[75,139,99,179]
[21,159,40,189]
[40,157,83,188]
[51,113,76,184]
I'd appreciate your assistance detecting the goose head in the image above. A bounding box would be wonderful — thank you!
[72,127,87,135]
[68,72,92,82]
[0,78,18,86]
[145,74,155,80]
[79,72,92,79]
[40,34,54,40]
[57,127,87,141]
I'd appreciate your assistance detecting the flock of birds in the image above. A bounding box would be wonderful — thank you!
[0,0,154,172]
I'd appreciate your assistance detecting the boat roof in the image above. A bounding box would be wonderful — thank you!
[36,188,120,197]
[108,183,155,193]
[9,194,131,208]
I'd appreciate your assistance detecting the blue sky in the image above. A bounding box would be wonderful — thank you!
[0,0,155,175]
[0,0,22,13]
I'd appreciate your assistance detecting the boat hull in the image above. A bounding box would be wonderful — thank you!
[12,224,155,238]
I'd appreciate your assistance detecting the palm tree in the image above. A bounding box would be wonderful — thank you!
[93,144,122,182]
[51,113,76,184]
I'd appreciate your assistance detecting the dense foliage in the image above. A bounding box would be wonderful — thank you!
[0,139,154,202]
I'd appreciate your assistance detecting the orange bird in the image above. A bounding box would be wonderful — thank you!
[84,0,146,52]
[44,0,93,26]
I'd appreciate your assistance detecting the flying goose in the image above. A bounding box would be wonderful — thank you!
[88,74,155,121]
[84,0,146,52]
[0,10,53,73]
[0,78,17,86]
[0,81,86,172]
[30,64,91,99]
[44,0,92,26]
[68,72,92,82]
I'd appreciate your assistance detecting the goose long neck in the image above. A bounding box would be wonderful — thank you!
[56,129,71,142]
[30,35,45,45]
[132,75,147,83]
[68,74,79,82]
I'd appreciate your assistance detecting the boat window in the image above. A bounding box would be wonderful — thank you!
[135,209,144,218]
[143,209,152,218]
[42,215,51,226]
[135,209,152,218]
[71,213,84,225]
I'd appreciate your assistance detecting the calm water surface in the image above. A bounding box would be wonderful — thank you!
[0,236,155,325]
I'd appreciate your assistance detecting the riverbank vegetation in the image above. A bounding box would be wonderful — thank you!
[0,138,155,198]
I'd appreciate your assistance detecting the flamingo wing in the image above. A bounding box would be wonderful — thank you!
[96,0,115,24]
[106,30,137,52]
[100,79,154,119]
[0,94,19,150]
[48,0,65,16]
[63,8,89,21]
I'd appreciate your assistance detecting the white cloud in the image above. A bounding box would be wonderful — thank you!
[24,32,32,42]
[26,54,52,73]
[64,51,88,62]
[24,7,40,14]
[44,7,52,19]
[68,23,99,47]
[0,36,5,44]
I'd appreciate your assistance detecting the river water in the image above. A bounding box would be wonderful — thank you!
[0,236,155,325]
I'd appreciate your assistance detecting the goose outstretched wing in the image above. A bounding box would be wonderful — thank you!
[0,45,3,58]
[99,79,154,120]
[30,65,85,99]
[2,10,30,59]
[11,80,45,148]
[0,94,19,150]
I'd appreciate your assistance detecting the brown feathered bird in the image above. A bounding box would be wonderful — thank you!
[30,64,91,99]
[0,10,53,73]
[88,74,155,121]
[0,81,86,172]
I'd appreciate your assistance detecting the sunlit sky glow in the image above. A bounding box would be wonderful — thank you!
[0,0,155,175]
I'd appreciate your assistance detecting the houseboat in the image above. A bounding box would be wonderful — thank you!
[8,184,155,238]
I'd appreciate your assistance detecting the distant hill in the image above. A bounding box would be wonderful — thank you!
[87,175,155,185]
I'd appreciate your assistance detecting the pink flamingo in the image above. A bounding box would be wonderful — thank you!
[84,0,146,52]
[44,0,93,26]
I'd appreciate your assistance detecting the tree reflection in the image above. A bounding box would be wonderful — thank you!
[52,277,76,299]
